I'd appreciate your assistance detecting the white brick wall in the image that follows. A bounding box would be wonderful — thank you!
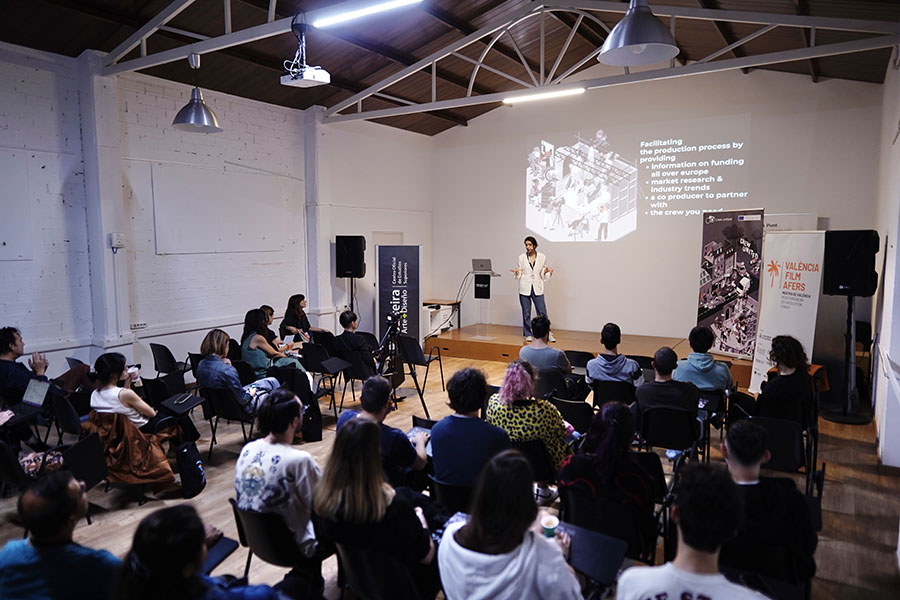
[0,47,92,359]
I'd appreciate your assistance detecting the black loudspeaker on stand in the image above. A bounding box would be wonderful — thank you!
[336,235,366,312]
[821,230,879,425]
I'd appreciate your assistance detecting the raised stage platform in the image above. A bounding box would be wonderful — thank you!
[424,324,754,388]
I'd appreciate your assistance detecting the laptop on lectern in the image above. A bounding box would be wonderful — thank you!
[472,258,493,272]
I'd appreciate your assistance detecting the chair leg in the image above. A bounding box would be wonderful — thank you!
[208,417,218,460]
[239,422,247,443]
[438,352,445,391]
[244,551,253,579]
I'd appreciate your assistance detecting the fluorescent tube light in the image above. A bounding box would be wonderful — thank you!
[502,88,585,104]
[312,0,423,28]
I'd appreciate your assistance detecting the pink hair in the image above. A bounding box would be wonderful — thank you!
[499,360,535,404]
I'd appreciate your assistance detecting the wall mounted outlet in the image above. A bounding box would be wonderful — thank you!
[108,232,126,249]
[130,322,147,330]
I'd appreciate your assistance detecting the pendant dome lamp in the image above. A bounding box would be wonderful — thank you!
[172,53,223,133]
[598,0,679,67]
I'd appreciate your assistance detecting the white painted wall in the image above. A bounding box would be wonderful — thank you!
[0,43,92,377]
[316,119,434,335]
[432,67,882,373]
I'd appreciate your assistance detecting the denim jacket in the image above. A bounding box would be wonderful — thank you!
[196,355,245,405]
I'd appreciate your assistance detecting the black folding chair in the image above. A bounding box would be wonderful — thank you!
[427,474,473,514]
[511,439,556,483]
[357,331,380,354]
[62,432,108,524]
[227,339,242,362]
[339,353,375,413]
[232,361,258,387]
[549,397,594,434]
[302,343,344,419]
[590,380,637,408]
[482,385,500,420]
[201,388,255,460]
[626,355,655,383]
[229,498,306,578]
[187,353,204,379]
[411,414,438,430]
[398,335,445,394]
[335,542,422,600]
[149,342,189,377]
[536,368,572,400]
[311,330,338,357]
[639,408,702,462]
[51,393,90,445]
[564,350,594,369]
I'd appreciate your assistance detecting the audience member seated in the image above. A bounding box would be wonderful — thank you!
[673,326,733,391]
[115,505,282,600]
[519,316,586,401]
[634,347,699,433]
[0,471,121,600]
[234,388,327,596]
[756,335,812,426]
[616,463,767,600]
[279,294,326,343]
[196,329,281,414]
[585,323,642,387]
[486,360,569,505]
[315,417,439,600]
[439,449,581,600]
[719,421,817,585]
[431,368,510,487]
[558,402,657,554]
[260,305,301,352]
[241,309,304,379]
[90,353,180,435]
[0,326,92,403]
[336,376,428,491]
[334,310,375,376]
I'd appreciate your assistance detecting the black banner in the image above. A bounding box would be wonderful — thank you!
[377,245,420,340]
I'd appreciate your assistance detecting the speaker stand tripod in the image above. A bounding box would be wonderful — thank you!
[823,295,872,425]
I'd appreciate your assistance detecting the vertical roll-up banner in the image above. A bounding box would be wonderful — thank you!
[376,245,421,341]
[697,209,765,359]
[749,231,825,393]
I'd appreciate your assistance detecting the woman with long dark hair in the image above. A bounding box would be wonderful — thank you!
[115,505,281,600]
[314,417,438,599]
[89,353,163,433]
[279,294,326,343]
[558,401,656,555]
[438,450,580,600]
[241,308,304,379]
[485,359,568,504]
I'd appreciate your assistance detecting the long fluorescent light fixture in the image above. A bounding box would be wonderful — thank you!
[503,87,586,104]
[312,0,423,28]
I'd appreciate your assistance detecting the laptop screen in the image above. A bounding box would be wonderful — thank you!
[472,258,492,272]
[22,379,50,407]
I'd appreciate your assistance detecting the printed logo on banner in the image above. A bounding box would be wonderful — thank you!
[767,260,781,288]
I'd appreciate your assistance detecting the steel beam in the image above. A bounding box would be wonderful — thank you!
[106,0,197,65]
[324,34,898,123]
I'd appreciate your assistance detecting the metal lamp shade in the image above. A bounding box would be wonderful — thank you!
[172,87,223,133]
[598,0,679,67]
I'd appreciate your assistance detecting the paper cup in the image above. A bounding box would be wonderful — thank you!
[541,515,559,538]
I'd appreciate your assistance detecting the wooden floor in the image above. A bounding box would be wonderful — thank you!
[1,357,899,598]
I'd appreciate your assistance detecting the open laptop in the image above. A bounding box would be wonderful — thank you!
[472,258,493,272]
[22,379,50,408]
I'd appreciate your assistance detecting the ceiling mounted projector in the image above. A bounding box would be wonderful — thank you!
[282,17,330,88]
[281,66,331,88]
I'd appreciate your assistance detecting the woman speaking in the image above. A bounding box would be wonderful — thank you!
[511,236,554,342]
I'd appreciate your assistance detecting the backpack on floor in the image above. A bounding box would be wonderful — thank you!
[176,441,207,499]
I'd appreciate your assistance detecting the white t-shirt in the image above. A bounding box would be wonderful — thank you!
[234,438,321,556]
[616,562,770,600]
[90,386,148,427]
[438,521,582,600]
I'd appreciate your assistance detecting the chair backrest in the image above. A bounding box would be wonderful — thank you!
[345,351,375,381]
[559,485,650,560]
[311,330,337,357]
[227,339,242,362]
[511,439,556,482]
[161,370,186,394]
[482,385,500,420]
[149,342,179,374]
[266,365,312,406]
[65,356,85,369]
[697,389,726,414]
[0,439,29,486]
[52,393,84,437]
[625,355,655,383]
[751,416,806,473]
[139,377,170,408]
[628,451,667,503]
[549,397,594,434]
[232,361,258,387]
[302,343,330,373]
[335,542,422,600]
[188,353,204,378]
[536,368,571,400]
[411,415,438,430]
[564,350,594,369]
[201,388,252,423]
[641,408,699,452]
[398,335,426,366]
[357,331,380,354]
[62,432,107,490]
[229,498,305,568]
[428,474,473,514]
[591,380,637,407]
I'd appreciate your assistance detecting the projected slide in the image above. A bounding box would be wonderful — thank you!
[526,130,638,242]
